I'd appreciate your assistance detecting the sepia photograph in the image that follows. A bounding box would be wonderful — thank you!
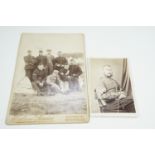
[89,58,136,116]
[6,33,89,124]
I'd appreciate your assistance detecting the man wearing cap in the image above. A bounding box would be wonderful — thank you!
[36,50,48,75]
[46,49,55,75]
[54,51,68,71]
[24,50,37,81]
[36,50,47,66]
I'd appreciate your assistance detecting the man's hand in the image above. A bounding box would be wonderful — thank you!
[119,92,126,99]
[38,82,44,87]
[56,63,60,67]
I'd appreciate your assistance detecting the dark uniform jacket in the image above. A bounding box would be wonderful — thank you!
[69,65,82,77]
[54,57,68,67]
[32,68,47,81]
[24,55,36,70]
[36,55,47,66]
[46,54,55,65]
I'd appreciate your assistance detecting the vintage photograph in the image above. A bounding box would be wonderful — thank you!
[89,58,136,116]
[6,33,89,124]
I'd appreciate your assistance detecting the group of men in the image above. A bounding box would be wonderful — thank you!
[24,50,83,95]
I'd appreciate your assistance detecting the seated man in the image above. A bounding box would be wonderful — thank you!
[68,59,82,91]
[46,70,62,95]
[32,63,48,95]
[95,65,135,113]
[58,65,70,93]
[54,51,68,71]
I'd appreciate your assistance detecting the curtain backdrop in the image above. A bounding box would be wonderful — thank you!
[121,58,132,97]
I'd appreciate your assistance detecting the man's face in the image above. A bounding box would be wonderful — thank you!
[70,59,76,65]
[38,64,44,70]
[27,51,32,56]
[53,70,59,75]
[103,66,113,77]
[58,51,62,57]
[47,50,51,55]
[39,51,43,56]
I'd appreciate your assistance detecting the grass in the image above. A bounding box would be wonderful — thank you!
[10,92,87,116]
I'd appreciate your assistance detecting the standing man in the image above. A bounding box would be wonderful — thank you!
[24,50,36,82]
[54,51,68,71]
[68,59,82,91]
[46,49,55,75]
[36,50,47,66]
[36,50,48,75]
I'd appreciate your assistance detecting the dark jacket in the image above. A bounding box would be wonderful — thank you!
[54,56,68,66]
[32,68,47,81]
[46,54,55,65]
[24,55,36,70]
[36,55,47,66]
[69,65,82,77]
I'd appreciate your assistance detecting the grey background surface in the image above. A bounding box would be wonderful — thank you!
[0,26,155,128]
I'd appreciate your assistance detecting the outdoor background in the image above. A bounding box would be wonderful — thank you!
[9,33,87,116]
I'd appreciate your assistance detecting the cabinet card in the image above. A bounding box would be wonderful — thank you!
[6,33,89,124]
